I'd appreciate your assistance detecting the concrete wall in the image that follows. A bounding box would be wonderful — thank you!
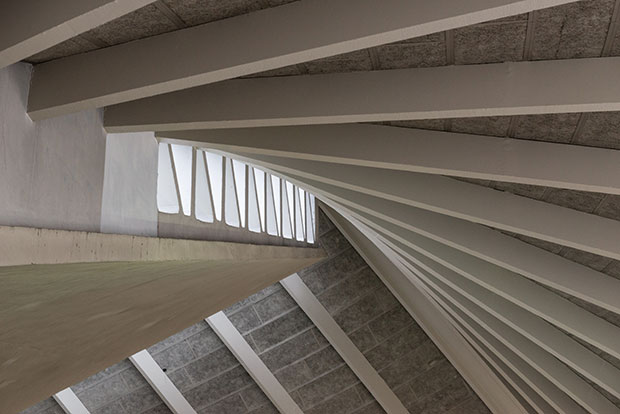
[100,132,158,236]
[0,63,106,232]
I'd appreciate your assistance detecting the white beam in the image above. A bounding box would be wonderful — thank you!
[206,312,303,414]
[108,56,620,132]
[0,0,154,69]
[377,232,620,400]
[410,266,619,414]
[451,323,562,414]
[28,0,579,119]
[362,210,620,363]
[158,124,620,196]
[280,274,408,414]
[420,283,590,414]
[209,152,620,260]
[321,205,527,414]
[129,350,197,414]
[53,389,90,414]
[218,158,620,316]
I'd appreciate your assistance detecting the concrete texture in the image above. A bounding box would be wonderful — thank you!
[531,0,615,60]
[100,132,159,236]
[298,212,488,413]
[375,40,447,69]
[19,399,64,414]
[0,62,106,232]
[454,21,527,64]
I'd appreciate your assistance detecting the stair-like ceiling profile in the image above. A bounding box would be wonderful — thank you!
[4,0,620,413]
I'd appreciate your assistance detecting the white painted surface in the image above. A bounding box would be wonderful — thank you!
[108,56,620,132]
[207,312,304,414]
[130,350,197,414]
[321,205,528,414]
[29,0,579,119]
[53,388,90,414]
[159,123,620,196]
[100,132,159,236]
[0,63,106,232]
[281,274,409,414]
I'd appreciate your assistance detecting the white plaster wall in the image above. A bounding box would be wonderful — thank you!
[0,63,106,232]
[100,132,158,236]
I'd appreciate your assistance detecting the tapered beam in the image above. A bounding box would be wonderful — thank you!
[359,209,620,364]
[130,350,197,414]
[449,321,560,414]
[321,205,527,414]
[158,124,620,195]
[208,152,620,259]
[206,312,303,414]
[414,265,583,414]
[281,274,408,414]
[377,232,620,400]
[28,0,579,120]
[108,56,620,132]
[53,389,90,414]
[0,0,154,69]
[420,281,590,414]
[410,265,619,414]
[0,226,324,413]
[220,159,620,316]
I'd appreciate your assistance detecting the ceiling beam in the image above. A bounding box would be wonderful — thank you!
[379,233,620,400]
[414,271,620,414]
[0,226,323,413]
[107,56,620,132]
[450,321,561,414]
[207,153,620,316]
[27,0,580,120]
[421,282,592,414]
[129,350,197,414]
[211,152,620,260]
[53,388,90,414]
[321,204,528,414]
[0,0,155,69]
[206,312,304,414]
[158,124,620,195]
[280,274,408,414]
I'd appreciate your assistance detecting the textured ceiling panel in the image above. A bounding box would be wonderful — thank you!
[26,36,99,64]
[613,27,620,55]
[574,112,620,149]
[160,0,296,27]
[378,119,446,131]
[511,113,580,143]
[454,21,527,64]
[375,40,447,70]
[303,50,373,74]
[541,188,606,213]
[450,116,511,137]
[531,0,615,60]
[242,64,302,78]
[85,3,178,46]
[489,181,547,200]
